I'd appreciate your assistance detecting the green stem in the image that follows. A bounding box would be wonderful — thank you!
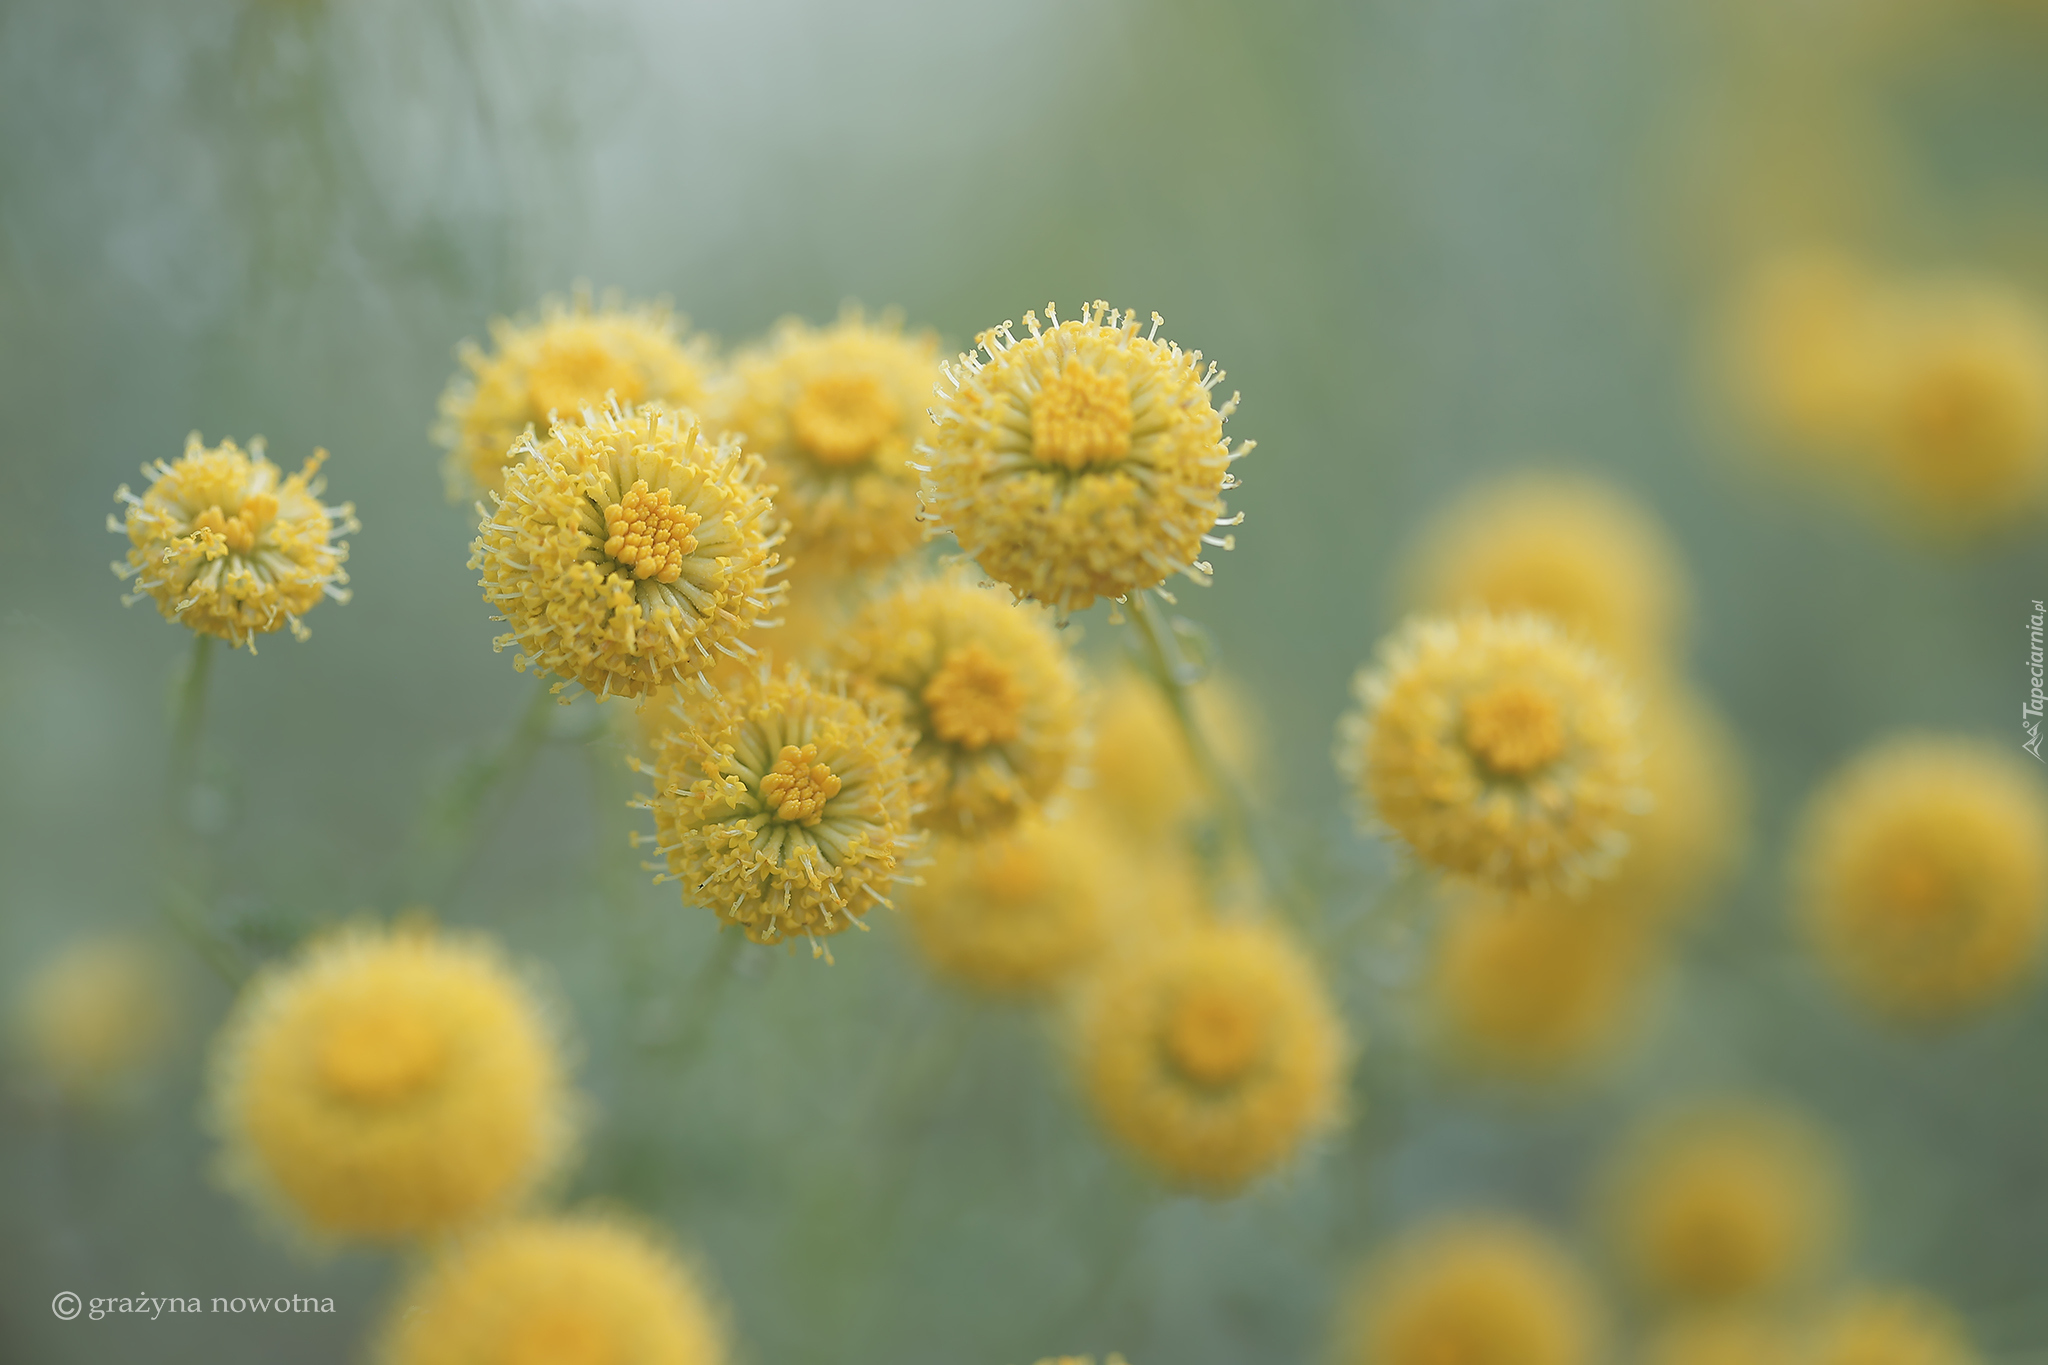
[642,930,744,1069]
[160,634,244,985]
[165,634,213,825]
[1125,589,1285,901]
[415,682,560,907]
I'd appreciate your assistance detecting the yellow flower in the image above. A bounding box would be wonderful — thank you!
[110,435,356,650]
[1869,280,2048,536]
[636,663,921,951]
[1075,919,1345,1192]
[1805,1290,1977,1365]
[1087,667,1261,845]
[1031,1358,1131,1365]
[12,934,178,1102]
[1335,1216,1603,1365]
[208,923,571,1243]
[1339,612,1645,892]
[717,308,940,575]
[473,402,783,700]
[437,292,714,498]
[905,817,1124,995]
[1725,251,1893,459]
[1794,737,2048,1023]
[1645,1315,1798,1365]
[378,1215,726,1365]
[1603,1101,1842,1306]
[1430,890,1660,1079]
[831,575,1084,835]
[1609,685,1749,926]
[918,301,1249,614]
[1402,474,1688,674]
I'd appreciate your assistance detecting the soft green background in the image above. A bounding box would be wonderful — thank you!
[5,1,2048,1361]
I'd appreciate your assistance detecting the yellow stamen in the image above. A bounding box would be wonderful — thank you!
[1462,680,1567,776]
[922,642,1026,750]
[1032,365,1134,469]
[190,490,277,555]
[760,743,842,826]
[790,371,900,466]
[602,479,700,584]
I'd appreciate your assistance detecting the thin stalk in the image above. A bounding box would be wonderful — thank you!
[159,634,244,985]
[414,682,560,907]
[642,930,745,1071]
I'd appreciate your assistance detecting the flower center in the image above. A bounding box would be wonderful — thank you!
[316,1001,448,1106]
[760,743,843,826]
[603,480,701,584]
[190,491,278,555]
[1877,850,1953,924]
[1031,365,1134,469]
[1462,680,1568,777]
[922,643,1026,750]
[504,1304,619,1365]
[978,839,1054,905]
[791,371,900,466]
[528,331,645,423]
[1164,982,1267,1087]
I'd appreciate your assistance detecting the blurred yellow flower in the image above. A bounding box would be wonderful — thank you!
[473,402,783,700]
[1805,1290,1977,1365]
[1076,919,1344,1192]
[717,308,939,576]
[1645,1314,1798,1365]
[1402,473,1688,674]
[918,301,1248,614]
[209,923,571,1243]
[110,435,356,650]
[1430,890,1659,1079]
[1794,737,2048,1023]
[905,817,1122,996]
[1335,1216,1603,1365]
[437,292,714,498]
[1086,667,1261,845]
[1339,612,1644,892]
[831,576,1084,836]
[638,663,921,951]
[12,934,178,1103]
[1603,1101,1842,1306]
[1726,251,1892,459]
[1610,685,1749,926]
[379,1215,726,1365]
[1870,281,2048,536]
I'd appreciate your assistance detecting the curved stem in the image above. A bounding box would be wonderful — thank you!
[411,682,560,907]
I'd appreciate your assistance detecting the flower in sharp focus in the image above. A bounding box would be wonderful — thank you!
[208,923,572,1243]
[830,575,1084,836]
[12,934,179,1104]
[436,291,714,499]
[1430,889,1661,1080]
[918,301,1248,614]
[1602,1101,1843,1307]
[1402,473,1689,675]
[109,435,356,650]
[1338,612,1645,892]
[637,663,921,951]
[1076,919,1345,1193]
[473,402,784,701]
[716,307,940,576]
[378,1215,727,1365]
[1793,736,2048,1024]
[1334,1216,1604,1365]
[1805,1290,1978,1365]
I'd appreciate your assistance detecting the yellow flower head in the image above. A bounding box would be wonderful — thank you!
[918,302,1249,614]
[1725,251,1893,458]
[110,435,356,650]
[1336,1216,1603,1365]
[1431,891,1659,1079]
[1603,1101,1842,1306]
[208,923,571,1243]
[378,1215,726,1365]
[472,402,784,700]
[1075,919,1344,1192]
[831,575,1084,835]
[1339,612,1645,892]
[637,663,922,950]
[1871,281,2048,536]
[717,308,940,575]
[906,817,1125,995]
[1805,1290,1977,1365]
[1645,1315,1798,1365]
[1402,474,1688,674]
[1609,685,1749,926]
[437,292,714,498]
[1794,737,2048,1023]
[13,934,178,1102]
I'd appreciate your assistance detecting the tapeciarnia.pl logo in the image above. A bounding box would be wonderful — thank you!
[2027,600,2045,761]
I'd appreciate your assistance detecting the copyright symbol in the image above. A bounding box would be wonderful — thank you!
[51,1291,81,1321]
